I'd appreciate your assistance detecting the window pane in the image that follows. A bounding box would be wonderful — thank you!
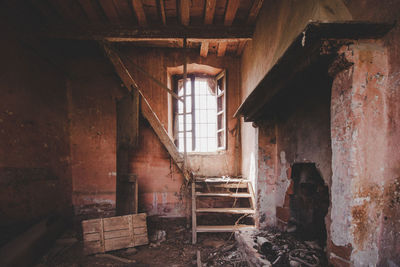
[186,97,191,113]
[217,114,224,130]
[217,95,224,112]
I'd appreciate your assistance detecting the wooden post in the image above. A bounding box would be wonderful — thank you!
[192,181,197,244]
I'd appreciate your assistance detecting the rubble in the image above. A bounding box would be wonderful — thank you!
[236,228,327,267]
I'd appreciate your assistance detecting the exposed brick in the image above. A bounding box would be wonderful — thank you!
[329,254,351,267]
[328,240,353,260]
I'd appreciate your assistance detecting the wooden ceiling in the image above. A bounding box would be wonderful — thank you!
[30,0,264,57]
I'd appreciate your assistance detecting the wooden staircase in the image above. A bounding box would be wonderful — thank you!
[192,177,256,244]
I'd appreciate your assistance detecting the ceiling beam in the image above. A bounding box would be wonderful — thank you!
[158,0,167,25]
[78,0,102,21]
[43,25,253,41]
[204,0,216,25]
[247,0,264,25]
[200,41,209,57]
[200,0,217,57]
[223,0,240,26]
[132,0,147,26]
[98,0,120,24]
[218,0,240,56]
[179,0,190,26]
[217,42,227,57]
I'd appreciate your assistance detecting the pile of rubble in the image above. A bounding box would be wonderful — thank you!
[236,228,327,267]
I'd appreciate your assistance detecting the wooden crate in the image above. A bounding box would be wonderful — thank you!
[82,213,148,255]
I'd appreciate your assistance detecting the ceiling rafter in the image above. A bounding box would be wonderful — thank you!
[218,0,240,57]
[179,0,190,26]
[78,0,102,21]
[98,0,119,24]
[158,0,167,25]
[132,0,147,26]
[200,0,216,58]
[247,0,264,24]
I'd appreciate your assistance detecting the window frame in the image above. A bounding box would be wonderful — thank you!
[172,71,227,153]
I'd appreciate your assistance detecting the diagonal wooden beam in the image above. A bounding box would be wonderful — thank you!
[200,41,209,58]
[98,0,120,24]
[247,0,264,25]
[236,40,247,56]
[223,0,240,26]
[101,42,138,92]
[132,0,147,26]
[179,0,190,26]
[158,0,167,25]
[204,0,216,25]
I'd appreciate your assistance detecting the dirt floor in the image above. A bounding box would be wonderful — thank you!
[34,217,249,267]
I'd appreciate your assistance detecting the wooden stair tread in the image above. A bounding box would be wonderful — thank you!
[196,208,255,214]
[195,183,248,188]
[196,225,255,232]
[195,192,251,197]
[195,178,249,183]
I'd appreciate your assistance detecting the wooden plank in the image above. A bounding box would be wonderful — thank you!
[98,0,120,24]
[104,229,131,240]
[104,237,133,251]
[158,0,167,25]
[132,213,147,226]
[113,0,135,23]
[196,208,255,214]
[204,0,216,25]
[82,213,148,254]
[195,178,249,182]
[196,192,251,197]
[196,183,248,188]
[133,227,147,235]
[192,181,197,244]
[134,234,149,246]
[84,232,101,242]
[78,0,103,21]
[217,41,227,57]
[82,219,102,233]
[196,225,255,232]
[236,40,247,56]
[223,0,240,26]
[200,41,209,57]
[44,25,254,41]
[132,0,147,26]
[179,0,190,26]
[248,182,256,210]
[247,0,264,25]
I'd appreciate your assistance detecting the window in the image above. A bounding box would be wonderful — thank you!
[174,71,226,153]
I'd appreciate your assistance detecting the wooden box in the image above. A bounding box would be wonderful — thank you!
[82,213,148,255]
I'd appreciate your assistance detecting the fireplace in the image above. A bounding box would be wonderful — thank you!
[287,163,329,246]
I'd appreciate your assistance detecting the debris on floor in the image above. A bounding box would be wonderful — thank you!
[236,227,328,267]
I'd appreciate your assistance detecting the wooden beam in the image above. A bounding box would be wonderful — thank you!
[101,42,138,92]
[158,0,167,25]
[200,41,209,57]
[217,41,227,57]
[78,0,102,21]
[223,0,240,26]
[247,0,264,25]
[44,25,253,41]
[204,0,216,25]
[179,0,190,26]
[132,0,147,26]
[98,0,120,24]
[237,40,247,56]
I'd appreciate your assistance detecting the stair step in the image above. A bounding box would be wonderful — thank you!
[196,225,255,232]
[196,192,251,198]
[195,178,249,183]
[196,208,255,214]
[196,183,248,188]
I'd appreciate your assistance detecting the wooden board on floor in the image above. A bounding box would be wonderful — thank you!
[82,213,148,255]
